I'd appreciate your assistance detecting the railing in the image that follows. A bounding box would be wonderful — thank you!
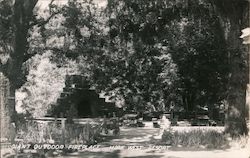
[29,117,102,125]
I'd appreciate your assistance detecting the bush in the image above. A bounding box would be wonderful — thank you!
[18,120,62,143]
[161,128,228,149]
[64,123,102,145]
[18,120,102,145]
[161,128,174,145]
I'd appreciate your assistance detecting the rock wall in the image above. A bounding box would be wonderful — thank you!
[50,75,118,118]
[0,72,10,141]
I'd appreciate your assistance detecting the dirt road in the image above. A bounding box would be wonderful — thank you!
[1,123,249,158]
[55,123,249,158]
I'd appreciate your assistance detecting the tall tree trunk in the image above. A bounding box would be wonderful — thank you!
[244,1,250,138]
[225,43,248,136]
[0,0,38,141]
[209,0,249,137]
[219,1,249,137]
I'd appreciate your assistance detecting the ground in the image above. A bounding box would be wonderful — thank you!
[1,122,249,158]
[50,122,249,158]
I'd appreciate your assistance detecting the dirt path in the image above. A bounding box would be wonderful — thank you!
[56,124,249,158]
[99,126,159,146]
[1,123,249,158]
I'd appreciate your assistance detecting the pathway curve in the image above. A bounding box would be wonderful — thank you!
[1,123,249,158]
[55,123,249,158]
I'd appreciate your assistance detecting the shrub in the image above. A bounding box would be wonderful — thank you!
[64,123,102,145]
[18,120,62,143]
[17,120,102,145]
[161,128,228,149]
[161,128,174,145]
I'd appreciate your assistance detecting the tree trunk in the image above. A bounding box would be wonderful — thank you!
[223,4,249,137]
[0,0,38,141]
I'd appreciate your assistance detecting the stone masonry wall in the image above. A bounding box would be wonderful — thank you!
[0,72,10,140]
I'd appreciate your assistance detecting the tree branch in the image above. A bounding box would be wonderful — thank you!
[23,53,35,63]
[0,61,9,76]
[49,0,55,6]
[29,0,63,28]
[0,64,3,73]
[29,10,60,28]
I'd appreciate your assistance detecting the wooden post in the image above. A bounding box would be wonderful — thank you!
[61,118,66,144]
[247,85,250,127]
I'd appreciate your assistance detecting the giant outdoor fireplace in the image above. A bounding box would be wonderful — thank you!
[49,75,119,118]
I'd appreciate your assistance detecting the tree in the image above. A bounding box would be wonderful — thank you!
[87,0,181,111]
[103,0,229,111]
[20,52,78,118]
[17,0,109,117]
[0,0,62,137]
[104,0,249,136]
[209,0,249,136]
[0,0,248,139]
[166,4,229,112]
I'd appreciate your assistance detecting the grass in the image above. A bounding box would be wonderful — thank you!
[161,127,229,149]
[17,120,62,143]
[228,135,249,149]
[17,120,102,145]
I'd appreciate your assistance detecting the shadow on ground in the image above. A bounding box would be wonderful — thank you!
[100,127,159,146]
[65,150,121,158]
[123,155,164,158]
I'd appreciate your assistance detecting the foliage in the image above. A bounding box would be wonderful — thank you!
[97,0,230,112]
[161,128,228,149]
[166,4,229,111]
[65,123,102,145]
[18,120,102,145]
[0,0,13,63]
[88,0,180,111]
[0,0,248,136]
[19,52,78,118]
[18,0,233,115]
